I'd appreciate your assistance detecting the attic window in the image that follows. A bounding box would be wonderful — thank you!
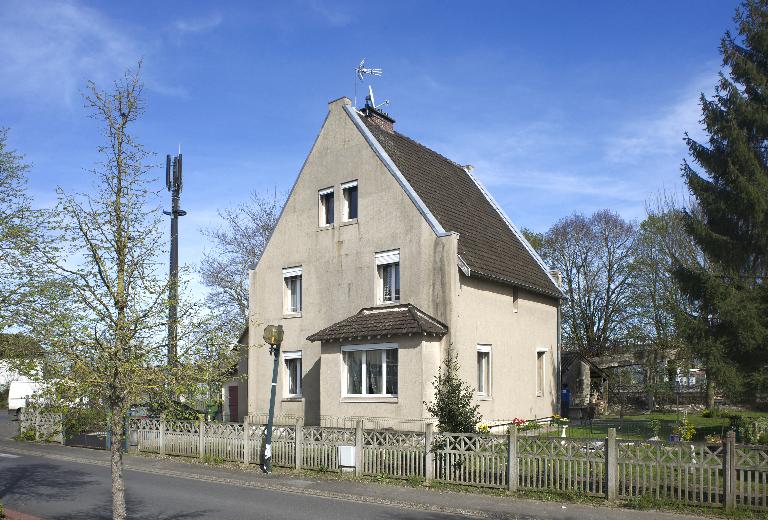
[319,187,334,226]
[341,180,358,221]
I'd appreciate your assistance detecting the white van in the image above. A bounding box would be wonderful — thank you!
[8,380,41,417]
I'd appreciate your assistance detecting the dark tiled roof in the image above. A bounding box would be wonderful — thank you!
[361,116,561,298]
[307,304,448,343]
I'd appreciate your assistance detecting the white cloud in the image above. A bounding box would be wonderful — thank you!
[173,13,223,34]
[305,0,352,27]
[0,0,189,106]
[0,0,141,106]
[603,69,717,165]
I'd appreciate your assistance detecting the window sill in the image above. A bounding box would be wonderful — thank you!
[477,394,492,401]
[339,218,358,227]
[317,224,334,231]
[282,312,302,319]
[282,396,303,402]
[375,300,401,307]
[341,396,398,404]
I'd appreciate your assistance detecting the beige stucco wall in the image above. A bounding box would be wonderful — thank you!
[453,275,559,421]
[247,97,458,424]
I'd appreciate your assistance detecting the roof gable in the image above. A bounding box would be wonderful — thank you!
[351,110,562,298]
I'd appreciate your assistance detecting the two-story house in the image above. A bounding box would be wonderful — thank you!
[240,96,564,426]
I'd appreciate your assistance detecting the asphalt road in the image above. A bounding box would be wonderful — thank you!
[0,447,466,520]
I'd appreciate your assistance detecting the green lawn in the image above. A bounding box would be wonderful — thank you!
[553,412,731,441]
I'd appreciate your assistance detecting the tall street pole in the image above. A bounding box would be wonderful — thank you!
[262,324,284,473]
[164,153,186,366]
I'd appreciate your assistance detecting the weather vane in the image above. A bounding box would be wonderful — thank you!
[354,58,387,109]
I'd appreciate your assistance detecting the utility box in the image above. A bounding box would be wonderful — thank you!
[338,445,355,471]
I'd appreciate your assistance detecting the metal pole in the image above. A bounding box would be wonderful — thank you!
[164,154,186,366]
[264,343,281,473]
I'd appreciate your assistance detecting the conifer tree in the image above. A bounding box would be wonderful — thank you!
[678,0,768,399]
[425,351,481,433]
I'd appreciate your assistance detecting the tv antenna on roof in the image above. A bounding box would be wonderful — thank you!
[354,58,383,108]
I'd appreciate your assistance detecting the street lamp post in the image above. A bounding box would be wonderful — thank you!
[262,324,284,473]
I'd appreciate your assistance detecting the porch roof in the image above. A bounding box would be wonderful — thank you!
[306,304,448,343]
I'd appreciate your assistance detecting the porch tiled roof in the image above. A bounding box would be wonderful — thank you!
[306,304,448,343]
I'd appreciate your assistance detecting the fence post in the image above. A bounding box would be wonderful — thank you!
[724,430,736,510]
[425,423,434,482]
[123,415,129,453]
[159,413,166,456]
[355,419,364,476]
[60,413,66,445]
[507,426,518,492]
[199,418,206,460]
[243,416,251,465]
[606,427,617,501]
[35,410,40,441]
[295,418,303,470]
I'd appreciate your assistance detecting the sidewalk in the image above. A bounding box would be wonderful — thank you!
[0,438,711,520]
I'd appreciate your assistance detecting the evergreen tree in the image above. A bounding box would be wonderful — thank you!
[425,351,481,433]
[678,0,768,399]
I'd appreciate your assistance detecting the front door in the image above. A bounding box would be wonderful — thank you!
[228,385,238,422]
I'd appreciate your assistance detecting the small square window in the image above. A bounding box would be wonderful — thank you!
[282,267,302,315]
[477,345,491,396]
[342,181,358,221]
[319,188,334,226]
[283,352,302,397]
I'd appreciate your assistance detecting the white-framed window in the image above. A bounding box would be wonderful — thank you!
[477,345,491,396]
[283,351,302,397]
[536,349,547,397]
[318,187,334,226]
[282,266,302,314]
[341,180,358,221]
[375,250,400,304]
[342,344,398,397]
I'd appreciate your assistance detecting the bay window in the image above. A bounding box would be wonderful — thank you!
[342,344,398,397]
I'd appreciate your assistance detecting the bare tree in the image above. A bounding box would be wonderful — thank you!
[0,129,48,330]
[540,210,638,357]
[199,190,283,337]
[13,64,237,520]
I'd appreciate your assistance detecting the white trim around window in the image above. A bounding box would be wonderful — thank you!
[375,249,400,265]
[340,180,358,189]
[477,344,492,397]
[282,266,303,278]
[283,351,302,398]
[341,343,398,397]
[536,348,547,397]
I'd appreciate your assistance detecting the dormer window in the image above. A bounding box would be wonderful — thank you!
[375,250,400,304]
[318,187,334,226]
[341,180,358,221]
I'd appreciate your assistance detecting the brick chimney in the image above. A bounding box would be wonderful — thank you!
[361,105,395,133]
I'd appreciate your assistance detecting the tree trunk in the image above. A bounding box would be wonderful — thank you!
[110,414,126,520]
[706,378,715,410]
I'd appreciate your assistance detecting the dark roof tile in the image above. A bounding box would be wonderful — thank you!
[307,304,448,342]
[361,116,561,298]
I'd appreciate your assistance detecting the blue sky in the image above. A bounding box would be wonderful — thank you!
[0,0,740,292]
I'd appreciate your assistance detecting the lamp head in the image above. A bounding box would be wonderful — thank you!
[263,324,284,346]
